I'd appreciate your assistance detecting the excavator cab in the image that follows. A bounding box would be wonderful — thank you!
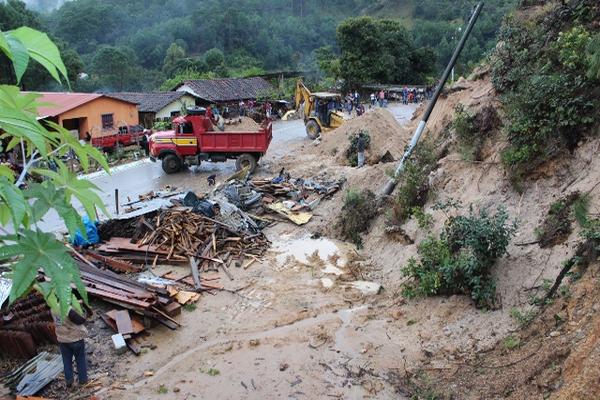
[295,81,345,140]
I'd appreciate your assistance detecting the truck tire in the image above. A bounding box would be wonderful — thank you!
[305,119,321,140]
[162,154,182,174]
[235,153,257,173]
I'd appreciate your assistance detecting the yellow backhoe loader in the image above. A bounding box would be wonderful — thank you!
[294,81,345,139]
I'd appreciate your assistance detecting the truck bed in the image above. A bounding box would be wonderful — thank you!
[200,121,272,153]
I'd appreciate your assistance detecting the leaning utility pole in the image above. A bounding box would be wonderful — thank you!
[381,2,484,196]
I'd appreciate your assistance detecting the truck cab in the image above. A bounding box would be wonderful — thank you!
[149,107,272,174]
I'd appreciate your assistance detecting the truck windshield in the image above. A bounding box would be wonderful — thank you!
[177,122,194,134]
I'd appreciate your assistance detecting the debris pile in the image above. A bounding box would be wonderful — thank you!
[316,108,411,166]
[0,352,63,396]
[0,294,55,359]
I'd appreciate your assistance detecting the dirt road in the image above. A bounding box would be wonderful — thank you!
[91,105,439,400]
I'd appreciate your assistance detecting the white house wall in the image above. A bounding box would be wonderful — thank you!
[155,95,196,119]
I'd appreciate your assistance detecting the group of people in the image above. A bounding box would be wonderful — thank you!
[369,90,388,108]
[345,91,365,116]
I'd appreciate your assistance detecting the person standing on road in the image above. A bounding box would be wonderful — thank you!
[52,305,92,388]
[356,132,366,168]
[378,90,385,107]
[370,92,376,107]
[402,86,408,105]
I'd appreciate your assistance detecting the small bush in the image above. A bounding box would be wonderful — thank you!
[346,129,370,167]
[411,207,433,230]
[536,192,580,248]
[453,104,478,160]
[390,139,438,225]
[402,206,516,308]
[503,335,521,350]
[338,189,378,248]
[510,307,536,327]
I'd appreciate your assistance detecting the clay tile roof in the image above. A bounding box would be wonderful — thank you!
[34,92,102,118]
[30,92,138,119]
[177,77,273,103]
[105,92,189,113]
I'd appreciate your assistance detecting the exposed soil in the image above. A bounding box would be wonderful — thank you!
[221,116,261,131]
[8,74,600,399]
[314,108,412,166]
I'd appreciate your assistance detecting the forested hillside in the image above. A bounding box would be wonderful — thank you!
[1,0,516,91]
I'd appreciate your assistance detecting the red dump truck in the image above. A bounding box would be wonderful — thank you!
[148,108,272,174]
[91,124,145,151]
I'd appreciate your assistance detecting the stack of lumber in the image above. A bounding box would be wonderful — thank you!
[74,258,182,330]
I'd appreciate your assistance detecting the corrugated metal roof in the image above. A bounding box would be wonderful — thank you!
[31,92,138,119]
[105,92,190,113]
[176,77,274,103]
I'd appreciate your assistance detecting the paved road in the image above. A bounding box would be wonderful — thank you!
[40,104,417,233]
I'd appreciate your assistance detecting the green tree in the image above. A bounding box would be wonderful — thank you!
[162,42,186,76]
[91,45,141,91]
[204,48,225,71]
[0,26,108,316]
[337,17,435,87]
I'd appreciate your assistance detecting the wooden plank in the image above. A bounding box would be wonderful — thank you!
[105,310,145,334]
[86,287,153,308]
[115,310,134,335]
[189,257,202,290]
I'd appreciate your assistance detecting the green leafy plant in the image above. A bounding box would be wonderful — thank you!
[389,139,438,225]
[453,104,500,161]
[346,129,370,167]
[402,207,516,308]
[338,189,378,248]
[157,385,168,394]
[536,192,581,248]
[0,27,108,316]
[183,303,197,312]
[491,12,600,185]
[411,207,433,230]
[510,307,536,328]
[503,335,520,350]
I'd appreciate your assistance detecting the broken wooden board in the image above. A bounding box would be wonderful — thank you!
[175,291,201,305]
[105,310,145,335]
[114,310,134,335]
[266,203,312,225]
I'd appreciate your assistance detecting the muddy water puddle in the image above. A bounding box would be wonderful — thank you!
[270,234,353,272]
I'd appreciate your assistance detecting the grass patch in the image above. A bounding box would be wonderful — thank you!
[183,303,197,312]
[503,335,521,350]
[157,385,168,394]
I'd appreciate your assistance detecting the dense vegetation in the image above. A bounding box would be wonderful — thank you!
[2,0,516,92]
[491,0,600,186]
[402,206,516,308]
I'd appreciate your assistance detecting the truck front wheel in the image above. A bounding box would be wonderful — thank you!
[162,154,182,174]
[305,119,321,140]
[235,153,257,173]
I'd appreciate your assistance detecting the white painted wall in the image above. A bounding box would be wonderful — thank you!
[155,94,197,119]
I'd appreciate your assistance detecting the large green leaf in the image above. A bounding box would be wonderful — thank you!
[25,181,86,237]
[0,176,28,227]
[0,230,87,317]
[34,162,108,220]
[11,27,68,85]
[0,31,11,61]
[4,33,29,83]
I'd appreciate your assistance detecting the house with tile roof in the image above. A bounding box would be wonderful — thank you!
[106,91,197,128]
[174,77,274,105]
[33,92,139,140]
